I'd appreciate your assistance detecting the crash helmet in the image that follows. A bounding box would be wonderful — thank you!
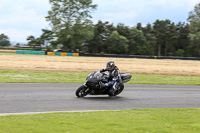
[106,61,115,71]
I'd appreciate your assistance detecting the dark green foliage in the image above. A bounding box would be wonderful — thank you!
[46,0,97,51]
[0,34,10,47]
[86,20,115,53]
[106,31,129,54]
[84,19,193,56]
[187,3,200,57]
[26,35,44,50]
[4,1,198,57]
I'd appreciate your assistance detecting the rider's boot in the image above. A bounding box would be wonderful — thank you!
[109,82,119,96]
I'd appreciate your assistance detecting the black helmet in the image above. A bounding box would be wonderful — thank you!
[106,61,115,71]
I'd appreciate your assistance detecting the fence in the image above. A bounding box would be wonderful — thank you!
[15,50,200,60]
[16,50,79,56]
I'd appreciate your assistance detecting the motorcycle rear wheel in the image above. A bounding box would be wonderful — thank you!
[108,83,124,96]
[76,85,90,97]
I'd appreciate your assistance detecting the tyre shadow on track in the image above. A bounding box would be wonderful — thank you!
[78,96,127,101]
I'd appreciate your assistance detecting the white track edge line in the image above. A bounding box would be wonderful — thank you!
[0,110,111,116]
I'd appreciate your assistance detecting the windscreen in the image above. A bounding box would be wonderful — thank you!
[93,72,103,79]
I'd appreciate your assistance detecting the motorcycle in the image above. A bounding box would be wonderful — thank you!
[75,71,132,97]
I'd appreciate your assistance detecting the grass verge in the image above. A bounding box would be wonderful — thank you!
[0,70,199,85]
[0,109,200,133]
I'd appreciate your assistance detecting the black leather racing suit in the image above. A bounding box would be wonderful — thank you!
[99,66,120,90]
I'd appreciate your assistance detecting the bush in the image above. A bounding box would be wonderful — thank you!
[174,49,185,57]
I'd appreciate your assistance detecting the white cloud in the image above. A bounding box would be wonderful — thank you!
[3,7,48,28]
[93,0,199,26]
[0,20,7,25]
[1,0,200,42]
[0,0,50,42]
[0,29,34,42]
[149,0,198,11]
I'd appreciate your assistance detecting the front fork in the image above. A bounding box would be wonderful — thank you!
[83,83,88,88]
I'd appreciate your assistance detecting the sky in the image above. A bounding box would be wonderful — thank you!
[0,0,199,43]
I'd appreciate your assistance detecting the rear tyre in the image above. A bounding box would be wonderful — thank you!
[75,85,90,97]
[108,83,124,97]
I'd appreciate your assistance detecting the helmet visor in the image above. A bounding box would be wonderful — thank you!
[107,66,111,69]
[106,64,113,70]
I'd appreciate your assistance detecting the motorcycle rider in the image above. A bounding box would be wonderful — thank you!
[99,61,120,94]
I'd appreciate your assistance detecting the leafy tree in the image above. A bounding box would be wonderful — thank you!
[0,33,10,47]
[46,0,97,50]
[27,35,36,47]
[153,19,172,56]
[27,35,44,49]
[164,22,178,56]
[116,24,152,55]
[174,49,185,56]
[142,23,156,55]
[40,29,54,49]
[106,31,129,54]
[187,3,200,33]
[86,21,115,53]
[174,22,190,56]
[188,33,200,57]
[70,21,94,49]
[15,43,20,47]
[87,21,106,53]
[116,23,131,39]
[187,3,200,57]
[136,23,143,31]
[128,28,151,55]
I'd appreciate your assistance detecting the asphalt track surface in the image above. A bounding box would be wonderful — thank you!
[0,83,200,115]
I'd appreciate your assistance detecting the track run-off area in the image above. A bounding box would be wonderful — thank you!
[0,83,200,115]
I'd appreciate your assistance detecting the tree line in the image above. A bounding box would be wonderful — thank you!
[1,0,200,57]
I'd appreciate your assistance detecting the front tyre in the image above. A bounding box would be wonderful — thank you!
[76,85,90,97]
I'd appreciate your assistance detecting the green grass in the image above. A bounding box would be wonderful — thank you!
[0,70,87,83]
[0,109,200,133]
[0,52,16,55]
[0,70,199,133]
[0,70,199,85]
[132,74,200,85]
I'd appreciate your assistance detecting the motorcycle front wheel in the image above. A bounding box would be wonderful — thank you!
[75,85,90,97]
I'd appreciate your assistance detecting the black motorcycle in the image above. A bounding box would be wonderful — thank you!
[75,71,132,97]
